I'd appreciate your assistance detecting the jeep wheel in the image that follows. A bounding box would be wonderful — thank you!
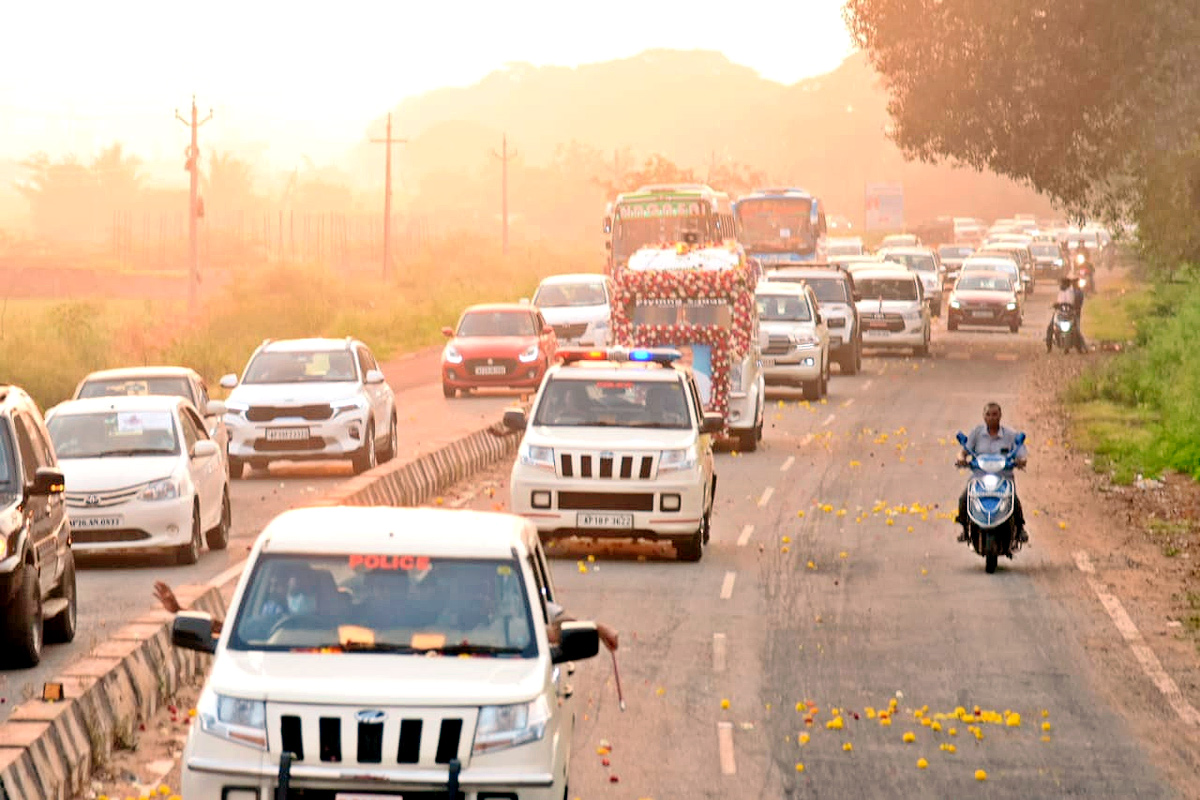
[839,343,860,375]
[380,414,398,463]
[736,427,758,453]
[206,489,231,550]
[45,551,78,644]
[352,422,377,474]
[175,505,202,565]
[3,565,43,667]
[676,530,703,562]
[802,378,821,401]
[947,319,959,332]
[228,456,245,480]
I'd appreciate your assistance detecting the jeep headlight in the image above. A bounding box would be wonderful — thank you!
[1006,301,1017,310]
[332,396,368,417]
[139,476,184,502]
[518,343,540,363]
[519,444,555,469]
[198,691,267,750]
[659,445,698,473]
[444,344,464,364]
[949,299,961,309]
[223,400,249,420]
[474,697,551,754]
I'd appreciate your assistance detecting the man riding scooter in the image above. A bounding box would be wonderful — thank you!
[1045,276,1087,353]
[956,402,1028,544]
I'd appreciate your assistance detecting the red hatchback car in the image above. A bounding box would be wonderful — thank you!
[441,303,558,397]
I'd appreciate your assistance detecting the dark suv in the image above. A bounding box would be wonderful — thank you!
[0,385,76,667]
[760,264,863,374]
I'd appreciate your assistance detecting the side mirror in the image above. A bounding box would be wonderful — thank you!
[1014,432,1026,446]
[700,412,725,435]
[503,408,528,431]
[29,466,65,496]
[191,440,219,459]
[441,326,454,338]
[365,369,386,385]
[604,241,612,251]
[852,292,862,303]
[543,325,554,335]
[955,431,968,447]
[219,373,238,390]
[520,297,531,305]
[815,312,823,325]
[171,611,216,654]
[552,621,600,664]
[205,400,227,417]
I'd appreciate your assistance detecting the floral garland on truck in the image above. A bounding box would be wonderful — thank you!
[610,244,758,419]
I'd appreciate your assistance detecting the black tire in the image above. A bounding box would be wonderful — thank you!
[676,530,703,562]
[1009,322,1020,333]
[802,378,821,401]
[380,414,397,463]
[45,551,77,644]
[948,319,959,332]
[3,564,43,667]
[736,428,758,453]
[176,505,202,565]
[206,489,231,550]
[228,456,245,480]
[352,422,377,474]
[984,538,998,574]
[442,384,456,399]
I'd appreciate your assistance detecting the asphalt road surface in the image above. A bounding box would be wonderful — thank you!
[0,350,515,722]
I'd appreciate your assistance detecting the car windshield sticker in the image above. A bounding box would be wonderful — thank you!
[496,564,513,576]
[348,554,432,571]
[411,633,447,650]
[338,625,376,646]
[116,411,173,434]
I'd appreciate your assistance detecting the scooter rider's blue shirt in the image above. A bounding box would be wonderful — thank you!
[965,424,1027,476]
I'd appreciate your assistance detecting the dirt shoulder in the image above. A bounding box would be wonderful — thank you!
[1018,346,1200,793]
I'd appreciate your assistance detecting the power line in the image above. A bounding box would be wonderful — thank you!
[175,95,213,316]
[370,112,407,280]
[491,134,518,256]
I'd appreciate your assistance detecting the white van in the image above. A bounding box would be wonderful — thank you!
[172,506,600,800]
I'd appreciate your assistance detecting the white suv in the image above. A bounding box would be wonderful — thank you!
[529,273,613,347]
[755,283,831,399]
[854,268,933,356]
[220,338,397,478]
[171,506,601,800]
[506,348,721,562]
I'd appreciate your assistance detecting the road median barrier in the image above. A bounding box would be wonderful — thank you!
[0,413,523,800]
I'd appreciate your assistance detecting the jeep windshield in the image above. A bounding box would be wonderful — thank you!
[228,554,538,657]
[533,378,692,429]
[48,410,181,459]
[856,278,919,302]
[242,351,358,384]
[881,252,937,272]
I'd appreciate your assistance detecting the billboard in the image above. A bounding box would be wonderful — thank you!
[865,183,905,231]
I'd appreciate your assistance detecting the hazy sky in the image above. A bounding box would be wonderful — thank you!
[0,1,856,171]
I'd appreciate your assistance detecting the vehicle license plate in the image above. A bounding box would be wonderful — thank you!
[336,795,397,800]
[760,357,776,367]
[868,321,890,329]
[266,427,309,441]
[865,328,890,336]
[971,310,993,319]
[474,365,506,376]
[577,512,634,529]
[829,336,843,346]
[73,516,122,529]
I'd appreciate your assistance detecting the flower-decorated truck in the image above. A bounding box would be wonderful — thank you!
[610,242,766,451]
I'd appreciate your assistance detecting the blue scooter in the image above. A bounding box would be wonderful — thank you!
[955,431,1026,573]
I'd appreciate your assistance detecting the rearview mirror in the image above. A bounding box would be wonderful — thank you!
[441,326,454,338]
[700,413,725,435]
[171,611,216,654]
[205,400,227,417]
[503,408,528,431]
[955,431,968,447]
[552,621,600,664]
[1014,432,1026,446]
[365,369,386,385]
[29,466,65,496]
[219,373,238,390]
[191,440,219,459]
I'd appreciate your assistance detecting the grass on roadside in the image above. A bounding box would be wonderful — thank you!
[1081,274,1151,343]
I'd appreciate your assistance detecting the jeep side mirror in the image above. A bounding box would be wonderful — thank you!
[503,408,528,431]
[219,373,238,390]
[29,466,65,496]
[205,400,227,417]
[171,611,217,654]
[700,413,725,435]
[191,440,219,459]
[552,621,600,664]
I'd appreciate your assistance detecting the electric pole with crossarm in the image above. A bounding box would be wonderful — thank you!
[176,95,212,315]
[370,112,408,280]
[492,134,518,256]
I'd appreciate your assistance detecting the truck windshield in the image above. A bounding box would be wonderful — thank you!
[533,378,692,429]
[228,554,538,657]
[736,198,814,253]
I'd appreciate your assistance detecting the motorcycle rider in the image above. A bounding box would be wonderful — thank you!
[1045,276,1086,353]
[956,402,1029,544]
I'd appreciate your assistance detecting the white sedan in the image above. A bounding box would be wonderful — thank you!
[45,395,231,564]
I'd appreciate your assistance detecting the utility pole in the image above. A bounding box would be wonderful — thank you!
[176,96,212,315]
[370,112,407,280]
[492,134,518,256]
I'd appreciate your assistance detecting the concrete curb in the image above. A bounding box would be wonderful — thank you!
[0,416,521,800]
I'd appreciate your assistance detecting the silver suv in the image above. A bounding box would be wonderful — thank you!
[761,265,863,374]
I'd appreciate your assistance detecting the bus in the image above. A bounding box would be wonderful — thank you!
[604,184,737,273]
[733,188,828,265]
[610,240,765,451]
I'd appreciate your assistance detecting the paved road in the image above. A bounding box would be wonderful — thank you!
[0,352,518,721]
[439,288,1178,798]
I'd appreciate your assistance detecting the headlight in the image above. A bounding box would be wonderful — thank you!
[474,697,551,754]
[139,477,183,502]
[444,344,463,364]
[224,401,249,418]
[949,299,961,309]
[331,397,368,417]
[1075,253,1086,264]
[1053,258,1063,266]
[1006,302,1017,310]
[519,444,555,469]
[0,534,7,561]
[659,445,698,473]
[198,691,267,750]
[518,344,540,363]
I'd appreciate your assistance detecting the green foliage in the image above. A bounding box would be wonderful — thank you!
[1068,270,1200,480]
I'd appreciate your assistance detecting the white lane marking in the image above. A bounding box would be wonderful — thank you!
[1074,551,1200,727]
[821,413,836,426]
[737,524,755,547]
[780,456,795,473]
[861,380,873,391]
[799,433,814,447]
[995,353,1019,362]
[841,397,855,408]
[717,722,737,775]
[757,487,775,508]
[713,633,727,673]
[211,559,249,591]
[719,571,737,600]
